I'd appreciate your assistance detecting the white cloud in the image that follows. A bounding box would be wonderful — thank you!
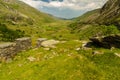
[20,0,107,10]
[19,0,107,18]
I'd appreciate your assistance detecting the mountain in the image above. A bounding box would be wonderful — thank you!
[0,0,67,42]
[0,0,59,26]
[74,0,120,26]
[69,0,120,40]
[95,0,120,26]
[75,9,100,24]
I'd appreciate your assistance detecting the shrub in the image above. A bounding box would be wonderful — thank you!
[0,23,24,41]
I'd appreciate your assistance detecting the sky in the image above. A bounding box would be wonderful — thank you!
[20,0,108,19]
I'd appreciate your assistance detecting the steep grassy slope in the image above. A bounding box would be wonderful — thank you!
[0,0,58,25]
[72,0,120,26]
[75,9,100,24]
[96,0,120,25]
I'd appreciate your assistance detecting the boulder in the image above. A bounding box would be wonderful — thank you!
[36,38,47,48]
[15,37,32,52]
[41,39,60,48]
[0,42,16,62]
[89,34,120,48]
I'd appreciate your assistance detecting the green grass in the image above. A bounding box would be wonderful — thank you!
[0,40,120,80]
[69,24,120,40]
[0,0,120,80]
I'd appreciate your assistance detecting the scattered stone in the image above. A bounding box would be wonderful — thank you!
[81,41,93,50]
[32,48,38,51]
[18,64,23,67]
[36,38,47,48]
[92,51,104,55]
[74,40,81,42]
[43,48,50,51]
[82,47,92,50]
[41,39,60,48]
[114,53,120,57]
[27,56,36,62]
[110,47,115,51]
[60,41,67,43]
[75,48,80,51]
[81,41,88,47]
[43,55,48,60]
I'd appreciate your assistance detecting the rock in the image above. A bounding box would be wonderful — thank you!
[43,48,50,51]
[36,38,47,48]
[82,47,92,51]
[18,64,23,67]
[114,53,120,57]
[96,0,120,25]
[80,41,93,50]
[110,47,115,51]
[27,56,36,62]
[0,42,16,62]
[89,34,120,49]
[92,51,104,55]
[75,48,80,51]
[0,37,33,62]
[15,37,32,52]
[60,41,67,43]
[41,39,60,48]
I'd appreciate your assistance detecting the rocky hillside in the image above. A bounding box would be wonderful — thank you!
[75,0,120,26]
[0,0,58,26]
[95,0,120,26]
[69,0,120,39]
[0,0,71,42]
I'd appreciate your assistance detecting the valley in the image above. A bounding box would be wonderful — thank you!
[0,0,120,80]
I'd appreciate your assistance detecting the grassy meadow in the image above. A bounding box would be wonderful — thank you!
[0,0,120,80]
[0,40,120,80]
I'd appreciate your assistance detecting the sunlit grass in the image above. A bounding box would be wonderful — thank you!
[0,41,120,80]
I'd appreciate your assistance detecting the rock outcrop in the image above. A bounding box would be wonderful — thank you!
[76,0,120,26]
[0,37,60,62]
[96,0,120,25]
[90,34,120,49]
[0,37,32,62]
[15,37,32,52]
[0,43,16,61]
[36,38,47,48]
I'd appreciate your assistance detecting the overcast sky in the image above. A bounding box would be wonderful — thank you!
[20,0,107,19]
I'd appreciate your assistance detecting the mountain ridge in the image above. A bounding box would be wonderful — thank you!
[75,0,120,26]
[0,0,70,42]
[69,0,120,39]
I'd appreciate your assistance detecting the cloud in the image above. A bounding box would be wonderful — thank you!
[19,0,107,18]
[20,0,107,10]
